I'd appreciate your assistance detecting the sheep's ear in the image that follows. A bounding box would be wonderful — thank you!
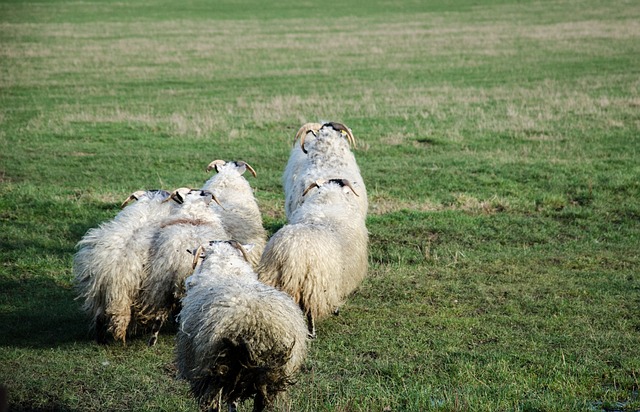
[234,161,257,178]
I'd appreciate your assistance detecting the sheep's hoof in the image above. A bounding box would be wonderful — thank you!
[333,307,341,316]
[308,332,317,340]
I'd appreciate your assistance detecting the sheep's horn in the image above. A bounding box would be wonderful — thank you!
[235,161,257,178]
[211,193,224,210]
[325,122,356,148]
[295,123,322,154]
[120,190,147,208]
[191,245,206,269]
[228,240,250,263]
[197,189,225,210]
[205,159,227,173]
[330,178,360,197]
[302,179,327,196]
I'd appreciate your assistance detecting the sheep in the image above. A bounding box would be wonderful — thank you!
[73,189,174,344]
[257,178,368,338]
[201,160,267,269]
[135,188,229,346]
[177,240,308,412]
[282,123,322,214]
[283,122,368,219]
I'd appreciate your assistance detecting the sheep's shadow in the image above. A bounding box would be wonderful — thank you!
[0,275,181,349]
[0,276,88,349]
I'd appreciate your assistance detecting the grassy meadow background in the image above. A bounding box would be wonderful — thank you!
[1,0,639,410]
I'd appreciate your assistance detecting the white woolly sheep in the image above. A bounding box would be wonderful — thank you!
[283,122,367,219]
[177,240,308,412]
[282,123,322,214]
[73,189,174,344]
[201,160,267,268]
[135,188,229,346]
[258,178,368,338]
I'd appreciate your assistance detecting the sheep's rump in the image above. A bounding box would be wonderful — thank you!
[258,223,351,320]
[74,225,155,340]
[177,278,307,406]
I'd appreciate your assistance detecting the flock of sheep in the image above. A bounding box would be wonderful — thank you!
[72,122,369,412]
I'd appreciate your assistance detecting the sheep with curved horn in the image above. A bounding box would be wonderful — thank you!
[258,178,368,338]
[284,122,367,219]
[177,240,308,412]
[73,189,175,344]
[135,188,229,346]
[201,160,266,269]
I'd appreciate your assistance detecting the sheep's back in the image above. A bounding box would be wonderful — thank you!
[136,223,229,324]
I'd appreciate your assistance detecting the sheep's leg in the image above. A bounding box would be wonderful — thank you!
[333,307,341,316]
[95,314,108,344]
[205,390,222,412]
[251,387,267,412]
[306,312,316,339]
[228,401,238,412]
[147,318,163,346]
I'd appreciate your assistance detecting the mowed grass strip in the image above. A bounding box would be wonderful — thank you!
[1,0,639,410]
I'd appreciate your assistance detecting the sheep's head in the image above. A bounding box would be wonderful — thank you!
[165,188,223,208]
[205,159,257,178]
[302,178,359,197]
[294,123,322,154]
[319,122,356,150]
[189,240,254,269]
[120,189,170,208]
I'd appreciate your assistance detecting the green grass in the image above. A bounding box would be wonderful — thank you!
[1,0,639,410]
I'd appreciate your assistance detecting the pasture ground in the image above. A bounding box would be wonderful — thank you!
[1,0,639,410]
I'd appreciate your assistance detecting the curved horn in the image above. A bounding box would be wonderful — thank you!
[210,193,224,210]
[295,123,322,154]
[331,178,360,197]
[235,161,257,178]
[120,190,147,208]
[326,122,356,148]
[191,245,206,269]
[228,240,250,263]
[302,179,327,196]
[205,159,227,173]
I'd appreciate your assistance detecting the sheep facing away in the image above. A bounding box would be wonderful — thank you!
[134,188,228,346]
[201,160,267,269]
[283,122,367,220]
[258,178,368,338]
[177,240,308,412]
[73,189,174,344]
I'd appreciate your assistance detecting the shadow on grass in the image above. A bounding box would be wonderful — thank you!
[0,276,88,349]
[10,401,80,412]
[0,275,181,349]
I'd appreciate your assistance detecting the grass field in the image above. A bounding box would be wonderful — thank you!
[1,0,639,410]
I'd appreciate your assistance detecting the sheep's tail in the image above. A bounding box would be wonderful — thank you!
[192,337,295,408]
